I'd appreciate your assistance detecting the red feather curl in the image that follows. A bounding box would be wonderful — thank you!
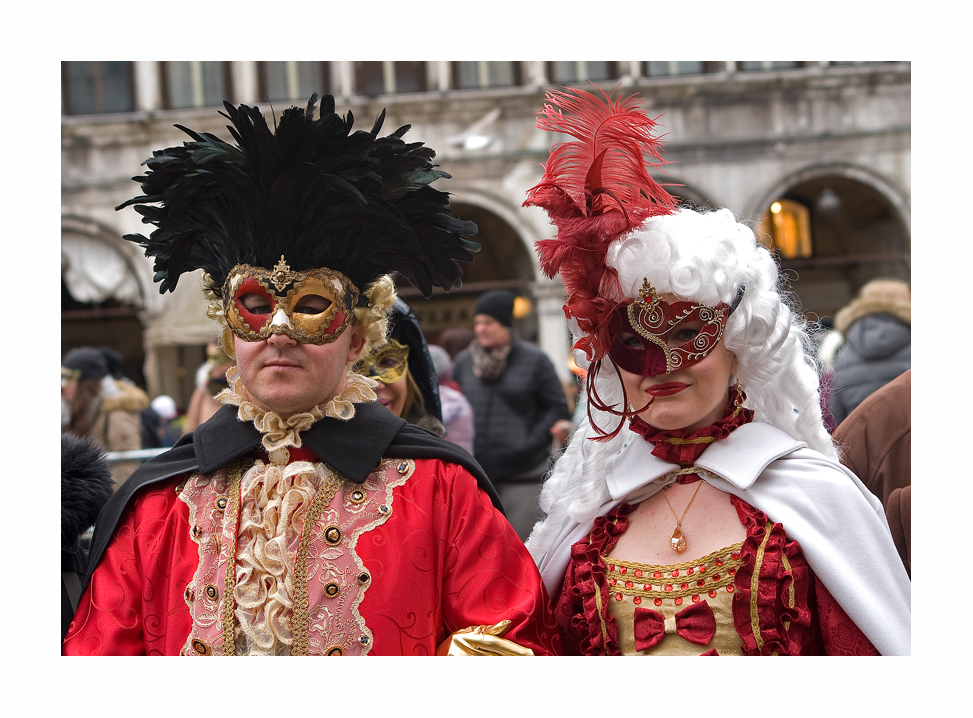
[524,86,677,362]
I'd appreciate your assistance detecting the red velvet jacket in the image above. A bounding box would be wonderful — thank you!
[63,404,560,656]
[63,456,561,655]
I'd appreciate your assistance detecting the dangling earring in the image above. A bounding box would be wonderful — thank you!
[732,378,745,415]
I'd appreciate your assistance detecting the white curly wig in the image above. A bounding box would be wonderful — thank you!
[527,207,836,559]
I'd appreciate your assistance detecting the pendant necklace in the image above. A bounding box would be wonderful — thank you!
[661,481,703,552]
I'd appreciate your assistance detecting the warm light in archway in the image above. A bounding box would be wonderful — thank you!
[757,199,812,259]
[513,296,533,319]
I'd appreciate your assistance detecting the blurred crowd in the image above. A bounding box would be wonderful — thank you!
[60,343,234,488]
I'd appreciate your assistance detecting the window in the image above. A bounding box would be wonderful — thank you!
[354,61,427,97]
[548,61,621,84]
[452,61,522,90]
[161,61,231,109]
[259,61,331,102]
[62,61,135,115]
[758,199,812,259]
[642,61,723,77]
[738,61,808,72]
[830,61,894,67]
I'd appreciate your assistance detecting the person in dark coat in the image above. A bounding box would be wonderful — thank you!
[453,290,572,540]
[829,278,910,426]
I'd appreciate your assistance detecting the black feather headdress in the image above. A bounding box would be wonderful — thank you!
[117,94,479,298]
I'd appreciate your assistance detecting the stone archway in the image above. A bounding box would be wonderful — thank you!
[750,165,910,321]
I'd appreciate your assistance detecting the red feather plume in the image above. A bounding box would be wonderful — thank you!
[523,85,677,361]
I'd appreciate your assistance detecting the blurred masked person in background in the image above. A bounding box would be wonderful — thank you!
[354,298,446,437]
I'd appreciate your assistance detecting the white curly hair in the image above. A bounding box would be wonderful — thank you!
[527,207,836,559]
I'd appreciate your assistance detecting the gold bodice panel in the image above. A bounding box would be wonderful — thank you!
[603,542,745,656]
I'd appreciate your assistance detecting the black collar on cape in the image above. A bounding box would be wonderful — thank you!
[81,402,501,586]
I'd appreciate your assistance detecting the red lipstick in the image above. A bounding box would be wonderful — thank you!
[646,382,688,397]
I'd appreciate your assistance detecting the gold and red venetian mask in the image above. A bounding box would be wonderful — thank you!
[223,256,360,345]
[608,279,730,376]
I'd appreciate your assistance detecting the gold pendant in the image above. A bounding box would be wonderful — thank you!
[669,526,687,552]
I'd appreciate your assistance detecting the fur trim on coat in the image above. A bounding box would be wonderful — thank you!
[835,279,910,335]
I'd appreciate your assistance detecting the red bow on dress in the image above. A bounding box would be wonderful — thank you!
[633,601,716,650]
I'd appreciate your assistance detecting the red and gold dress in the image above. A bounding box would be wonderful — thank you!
[554,401,879,656]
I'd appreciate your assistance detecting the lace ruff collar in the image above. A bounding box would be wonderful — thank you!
[216,366,378,456]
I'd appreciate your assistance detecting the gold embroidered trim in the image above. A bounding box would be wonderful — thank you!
[604,543,744,600]
[594,569,609,655]
[219,461,245,654]
[660,436,717,446]
[290,468,344,656]
[347,458,415,653]
[780,552,795,634]
[750,520,775,651]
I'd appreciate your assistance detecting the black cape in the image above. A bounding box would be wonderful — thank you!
[81,403,501,588]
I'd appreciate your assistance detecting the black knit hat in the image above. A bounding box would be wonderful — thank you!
[116,94,479,299]
[474,290,515,328]
[62,347,109,381]
[96,346,125,379]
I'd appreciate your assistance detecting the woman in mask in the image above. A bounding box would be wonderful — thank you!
[523,87,910,656]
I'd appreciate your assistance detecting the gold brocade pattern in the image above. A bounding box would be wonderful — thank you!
[750,520,775,652]
[179,455,416,656]
[661,436,716,445]
[289,468,343,655]
[180,459,252,656]
[220,464,244,653]
[178,370,417,656]
[603,543,745,656]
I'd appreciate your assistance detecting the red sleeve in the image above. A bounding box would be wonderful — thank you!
[815,577,880,656]
[357,459,561,655]
[62,481,196,655]
[437,462,562,655]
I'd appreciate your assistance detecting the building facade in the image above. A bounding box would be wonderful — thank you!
[62,60,911,407]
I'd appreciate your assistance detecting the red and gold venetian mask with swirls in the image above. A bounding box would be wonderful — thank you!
[223,256,360,345]
[608,279,729,376]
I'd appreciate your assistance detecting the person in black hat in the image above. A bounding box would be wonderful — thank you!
[61,346,148,488]
[63,95,559,656]
[453,289,572,541]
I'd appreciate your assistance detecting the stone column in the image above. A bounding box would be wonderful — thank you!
[133,61,160,112]
[532,278,571,382]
